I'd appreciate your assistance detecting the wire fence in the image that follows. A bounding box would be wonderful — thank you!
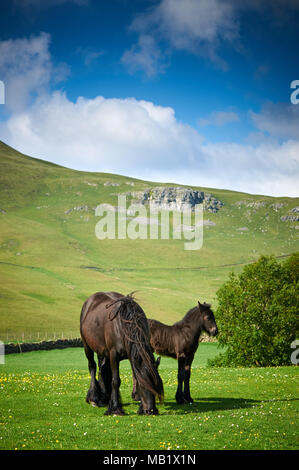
[1,331,217,345]
[2,331,80,344]
[0,330,217,344]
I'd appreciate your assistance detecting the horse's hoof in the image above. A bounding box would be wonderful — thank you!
[176,399,185,405]
[90,401,99,408]
[139,407,159,415]
[105,409,125,416]
[86,398,99,407]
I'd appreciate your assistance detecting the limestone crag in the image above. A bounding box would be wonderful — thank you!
[129,187,224,212]
[280,206,299,222]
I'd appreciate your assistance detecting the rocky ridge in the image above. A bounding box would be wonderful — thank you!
[128,187,224,213]
[280,206,299,222]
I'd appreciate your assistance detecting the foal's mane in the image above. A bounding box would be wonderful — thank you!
[175,302,211,325]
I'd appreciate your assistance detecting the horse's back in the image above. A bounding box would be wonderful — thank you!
[148,319,177,358]
[80,291,123,321]
[148,318,172,334]
[80,291,125,355]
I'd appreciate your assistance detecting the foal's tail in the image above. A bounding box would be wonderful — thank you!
[110,294,164,403]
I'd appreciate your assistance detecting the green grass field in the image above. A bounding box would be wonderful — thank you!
[0,345,298,450]
[0,141,298,340]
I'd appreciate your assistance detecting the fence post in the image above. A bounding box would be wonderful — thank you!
[0,341,4,364]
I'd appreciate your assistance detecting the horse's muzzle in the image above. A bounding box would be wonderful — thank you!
[211,327,218,336]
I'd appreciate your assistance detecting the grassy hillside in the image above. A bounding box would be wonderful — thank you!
[0,141,298,340]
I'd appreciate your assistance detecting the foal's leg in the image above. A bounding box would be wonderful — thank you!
[183,354,194,404]
[175,355,186,404]
[105,349,125,416]
[84,344,102,407]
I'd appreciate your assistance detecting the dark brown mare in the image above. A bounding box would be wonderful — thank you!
[80,291,164,415]
[132,301,218,404]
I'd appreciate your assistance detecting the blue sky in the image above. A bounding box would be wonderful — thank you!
[0,0,298,196]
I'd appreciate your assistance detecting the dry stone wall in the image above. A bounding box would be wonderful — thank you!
[4,338,83,354]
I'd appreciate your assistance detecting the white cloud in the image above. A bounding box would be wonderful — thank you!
[121,35,166,77]
[0,92,204,173]
[0,31,298,198]
[198,110,239,127]
[0,33,69,112]
[75,46,106,66]
[122,0,240,75]
[84,50,105,66]
[123,0,299,77]
[1,91,298,197]
[153,0,238,49]
[250,102,299,140]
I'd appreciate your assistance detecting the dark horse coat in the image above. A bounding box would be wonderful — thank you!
[80,291,164,415]
[132,301,218,404]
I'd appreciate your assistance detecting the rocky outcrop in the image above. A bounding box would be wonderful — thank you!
[280,215,299,222]
[64,205,90,215]
[235,200,266,209]
[269,202,285,211]
[203,219,216,226]
[129,187,224,213]
[203,193,224,213]
[280,206,299,222]
[104,181,120,187]
[84,181,97,187]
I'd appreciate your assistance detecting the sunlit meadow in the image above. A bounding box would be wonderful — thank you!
[0,345,298,450]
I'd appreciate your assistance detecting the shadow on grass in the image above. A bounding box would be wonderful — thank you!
[162,396,261,415]
[97,396,299,416]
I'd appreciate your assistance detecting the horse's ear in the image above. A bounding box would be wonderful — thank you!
[198,301,202,308]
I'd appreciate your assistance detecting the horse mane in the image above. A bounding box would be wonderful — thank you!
[174,305,202,327]
[110,294,164,403]
[175,302,211,325]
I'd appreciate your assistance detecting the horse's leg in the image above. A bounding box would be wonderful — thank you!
[175,355,186,404]
[84,344,102,407]
[131,372,140,401]
[105,349,125,416]
[97,354,111,405]
[183,353,194,404]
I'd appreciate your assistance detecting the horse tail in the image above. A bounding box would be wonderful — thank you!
[111,295,164,403]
